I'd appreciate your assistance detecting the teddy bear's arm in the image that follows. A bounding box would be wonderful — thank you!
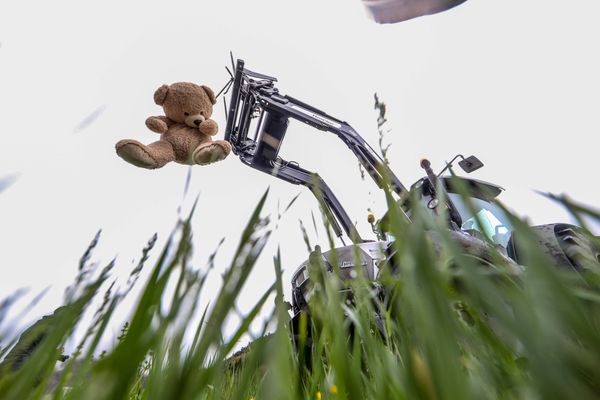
[145,116,172,134]
[199,119,219,136]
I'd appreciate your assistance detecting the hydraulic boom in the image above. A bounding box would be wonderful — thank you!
[225,59,409,243]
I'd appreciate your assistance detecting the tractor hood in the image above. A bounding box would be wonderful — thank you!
[291,241,388,290]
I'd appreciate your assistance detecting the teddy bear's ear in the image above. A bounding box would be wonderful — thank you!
[201,85,217,105]
[154,84,169,106]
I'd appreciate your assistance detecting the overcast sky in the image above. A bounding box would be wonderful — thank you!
[1,0,599,343]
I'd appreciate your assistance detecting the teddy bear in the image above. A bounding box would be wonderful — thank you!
[115,82,231,169]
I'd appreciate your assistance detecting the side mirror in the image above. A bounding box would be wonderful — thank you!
[458,155,483,173]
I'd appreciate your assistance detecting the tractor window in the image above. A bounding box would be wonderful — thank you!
[448,193,513,247]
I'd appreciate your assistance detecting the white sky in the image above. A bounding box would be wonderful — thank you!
[1,0,599,343]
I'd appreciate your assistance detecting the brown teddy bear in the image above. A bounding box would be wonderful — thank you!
[115,82,231,169]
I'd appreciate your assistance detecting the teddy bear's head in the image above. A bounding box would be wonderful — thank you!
[153,82,217,128]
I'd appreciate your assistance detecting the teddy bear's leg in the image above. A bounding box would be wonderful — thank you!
[116,139,175,169]
[192,140,232,165]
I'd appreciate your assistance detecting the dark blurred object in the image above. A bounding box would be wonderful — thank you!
[362,0,468,24]
[0,305,73,376]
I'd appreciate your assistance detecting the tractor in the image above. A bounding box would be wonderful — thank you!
[223,58,600,337]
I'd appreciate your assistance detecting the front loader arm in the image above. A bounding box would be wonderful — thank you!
[225,59,409,243]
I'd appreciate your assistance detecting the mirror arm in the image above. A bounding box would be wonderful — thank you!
[437,154,465,177]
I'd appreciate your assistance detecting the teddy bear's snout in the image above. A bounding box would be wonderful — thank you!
[185,114,206,128]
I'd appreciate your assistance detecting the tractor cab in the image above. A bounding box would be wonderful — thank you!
[379,155,513,249]
[409,176,512,247]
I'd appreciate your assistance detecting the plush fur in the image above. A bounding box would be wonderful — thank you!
[115,82,231,169]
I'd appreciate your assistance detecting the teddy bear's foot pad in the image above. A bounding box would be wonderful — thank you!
[116,140,162,169]
[193,141,232,165]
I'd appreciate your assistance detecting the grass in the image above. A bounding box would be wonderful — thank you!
[1,169,600,399]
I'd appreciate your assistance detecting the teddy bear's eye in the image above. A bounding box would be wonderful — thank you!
[184,112,190,116]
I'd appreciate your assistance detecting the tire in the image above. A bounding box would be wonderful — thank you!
[508,223,600,270]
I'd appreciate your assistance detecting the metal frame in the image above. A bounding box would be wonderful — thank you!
[225,59,409,243]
